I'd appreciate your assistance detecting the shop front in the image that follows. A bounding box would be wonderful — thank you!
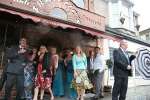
[0,0,119,70]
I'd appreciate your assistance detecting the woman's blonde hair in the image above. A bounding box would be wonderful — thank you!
[75,45,84,56]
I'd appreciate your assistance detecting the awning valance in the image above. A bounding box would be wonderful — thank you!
[0,7,121,41]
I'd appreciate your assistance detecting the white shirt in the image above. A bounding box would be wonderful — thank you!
[90,57,94,69]
[120,48,129,63]
[93,53,105,72]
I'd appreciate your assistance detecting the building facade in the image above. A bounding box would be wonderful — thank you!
[105,0,150,87]
[108,0,134,31]
[140,28,150,42]
[0,0,150,88]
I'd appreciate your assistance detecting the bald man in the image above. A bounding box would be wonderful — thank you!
[112,40,132,100]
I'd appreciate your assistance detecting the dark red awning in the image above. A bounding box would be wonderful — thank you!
[0,7,121,41]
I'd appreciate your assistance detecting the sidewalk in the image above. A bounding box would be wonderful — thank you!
[125,85,150,100]
[0,85,150,100]
[54,85,150,100]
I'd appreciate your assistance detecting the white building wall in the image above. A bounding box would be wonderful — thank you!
[108,0,135,32]
[93,0,109,25]
[108,1,120,27]
[121,2,130,29]
[129,7,135,31]
[140,35,146,40]
[140,32,150,41]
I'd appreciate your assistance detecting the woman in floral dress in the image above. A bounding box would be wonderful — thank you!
[33,45,54,100]
[24,48,37,100]
[72,46,93,100]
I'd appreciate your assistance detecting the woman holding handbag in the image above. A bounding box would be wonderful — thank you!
[72,46,92,100]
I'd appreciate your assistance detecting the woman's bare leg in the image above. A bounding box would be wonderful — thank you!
[40,89,44,100]
[80,89,85,100]
[48,88,54,100]
[33,87,39,100]
[76,87,81,100]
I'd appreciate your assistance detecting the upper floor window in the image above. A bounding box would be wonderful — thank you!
[71,0,85,8]
[146,34,150,41]
[50,8,68,20]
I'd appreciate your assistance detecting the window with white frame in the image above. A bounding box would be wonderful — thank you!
[50,8,68,20]
[71,0,85,8]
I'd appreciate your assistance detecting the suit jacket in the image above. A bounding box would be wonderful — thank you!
[87,57,91,71]
[113,48,130,78]
[6,46,28,75]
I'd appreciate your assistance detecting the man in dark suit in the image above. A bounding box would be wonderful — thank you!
[112,40,132,100]
[4,38,28,100]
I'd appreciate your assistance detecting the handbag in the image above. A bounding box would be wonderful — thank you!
[94,69,99,76]
[75,76,81,84]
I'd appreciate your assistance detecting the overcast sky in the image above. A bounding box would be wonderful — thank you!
[133,0,150,31]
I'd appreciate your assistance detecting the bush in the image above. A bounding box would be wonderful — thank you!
[106,59,113,69]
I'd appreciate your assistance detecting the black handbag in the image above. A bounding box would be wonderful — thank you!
[128,55,136,77]
[94,69,99,76]
[128,69,133,76]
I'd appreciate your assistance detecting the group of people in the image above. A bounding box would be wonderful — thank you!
[0,37,107,100]
[0,37,135,100]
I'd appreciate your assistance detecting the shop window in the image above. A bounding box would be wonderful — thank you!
[71,0,85,8]
[50,8,68,20]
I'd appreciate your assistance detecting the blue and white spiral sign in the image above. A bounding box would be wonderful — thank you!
[135,48,150,80]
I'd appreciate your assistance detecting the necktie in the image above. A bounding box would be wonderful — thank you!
[124,51,129,64]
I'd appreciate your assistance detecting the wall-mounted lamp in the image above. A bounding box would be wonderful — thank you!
[120,17,125,24]
[135,24,140,31]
